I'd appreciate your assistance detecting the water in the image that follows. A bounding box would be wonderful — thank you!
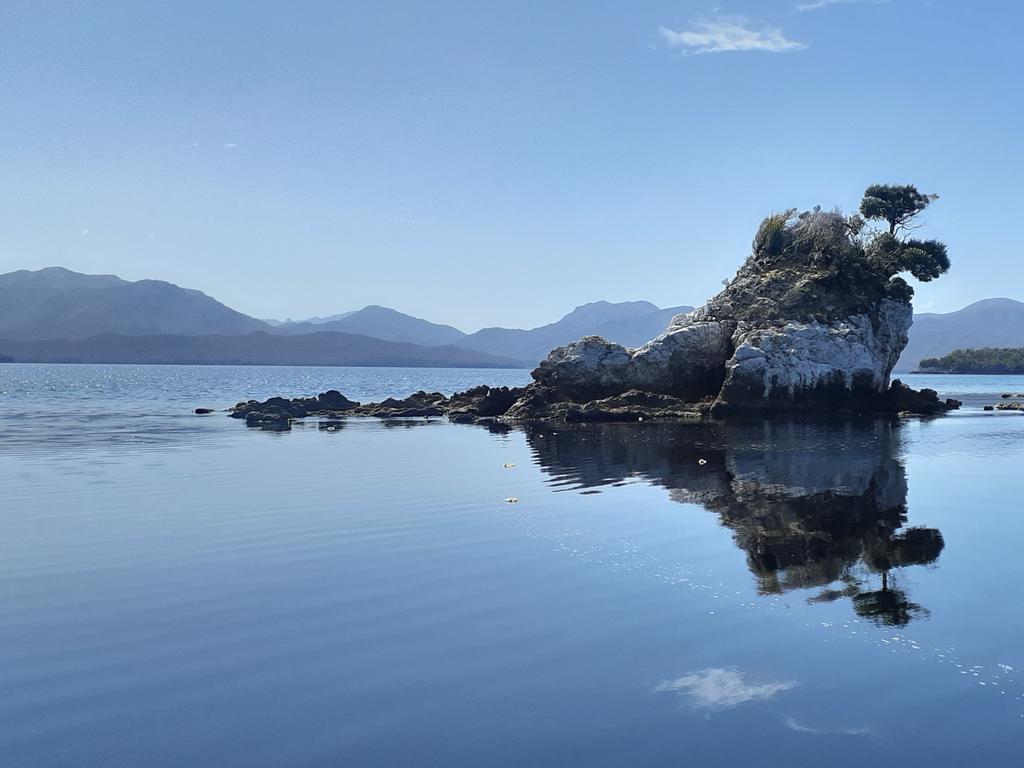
[1,364,1023,767]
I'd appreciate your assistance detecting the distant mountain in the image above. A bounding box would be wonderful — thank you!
[274,305,466,346]
[460,301,694,365]
[298,311,357,325]
[897,298,1024,371]
[0,267,268,340]
[0,267,703,368]
[269,299,693,366]
[0,331,524,368]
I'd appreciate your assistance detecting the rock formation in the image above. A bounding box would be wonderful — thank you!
[230,198,963,426]
[506,207,959,418]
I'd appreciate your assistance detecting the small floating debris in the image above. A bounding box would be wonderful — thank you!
[505,497,519,504]
[698,458,708,466]
[503,463,517,469]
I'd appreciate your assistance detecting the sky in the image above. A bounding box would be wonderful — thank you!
[0,0,1021,331]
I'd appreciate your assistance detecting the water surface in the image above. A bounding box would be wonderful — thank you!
[1,365,1023,766]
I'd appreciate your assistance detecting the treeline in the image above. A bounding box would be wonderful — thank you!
[917,347,1024,374]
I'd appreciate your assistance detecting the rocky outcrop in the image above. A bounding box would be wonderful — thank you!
[512,297,954,418]
[500,207,959,418]
[229,203,962,423]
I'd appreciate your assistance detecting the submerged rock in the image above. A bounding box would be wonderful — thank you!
[995,401,1024,411]
[229,385,527,427]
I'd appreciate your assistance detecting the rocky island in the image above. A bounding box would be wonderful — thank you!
[230,185,961,430]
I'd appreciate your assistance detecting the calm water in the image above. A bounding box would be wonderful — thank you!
[2,365,1024,767]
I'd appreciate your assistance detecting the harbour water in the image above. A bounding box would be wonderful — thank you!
[1,365,1023,766]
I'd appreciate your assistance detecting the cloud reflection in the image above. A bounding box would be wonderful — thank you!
[784,717,874,737]
[655,667,796,710]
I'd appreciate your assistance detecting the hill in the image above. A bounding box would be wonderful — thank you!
[273,305,466,346]
[273,299,695,365]
[896,298,1024,371]
[915,347,1024,374]
[460,301,694,364]
[0,267,269,340]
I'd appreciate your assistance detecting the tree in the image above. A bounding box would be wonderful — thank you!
[895,238,950,282]
[860,184,950,285]
[860,184,938,236]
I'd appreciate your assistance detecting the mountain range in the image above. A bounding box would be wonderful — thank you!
[0,268,691,367]
[0,267,1020,370]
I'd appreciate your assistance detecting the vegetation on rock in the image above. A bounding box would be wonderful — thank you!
[709,184,949,325]
[917,347,1024,374]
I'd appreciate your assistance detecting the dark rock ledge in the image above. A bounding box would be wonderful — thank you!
[230,386,528,431]
[230,380,960,432]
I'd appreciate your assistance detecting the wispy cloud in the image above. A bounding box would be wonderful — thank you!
[659,17,806,54]
[224,142,238,150]
[796,0,889,12]
[655,668,797,710]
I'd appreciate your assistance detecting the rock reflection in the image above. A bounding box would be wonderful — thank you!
[524,418,943,626]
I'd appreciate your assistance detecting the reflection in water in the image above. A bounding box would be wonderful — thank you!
[524,419,943,626]
[655,667,797,710]
[784,717,874,737]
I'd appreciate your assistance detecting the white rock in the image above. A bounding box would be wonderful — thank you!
[718,299,911,407]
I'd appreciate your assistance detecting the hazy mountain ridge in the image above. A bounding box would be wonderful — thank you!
[270,300,696,363]
[459,301,695,363]
[0,331,523,368]
[272,305,467,346]
[0,267,268,340]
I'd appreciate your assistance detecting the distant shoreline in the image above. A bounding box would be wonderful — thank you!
[912,370,1024,375]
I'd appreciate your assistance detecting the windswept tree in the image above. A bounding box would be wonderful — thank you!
[860,184,950,287]
[860,184,938,236]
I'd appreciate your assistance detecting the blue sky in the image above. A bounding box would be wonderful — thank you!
[0,0,1019,330]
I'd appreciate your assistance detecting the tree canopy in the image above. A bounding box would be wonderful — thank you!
[860,184,949,284]
[860,184,939,235]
